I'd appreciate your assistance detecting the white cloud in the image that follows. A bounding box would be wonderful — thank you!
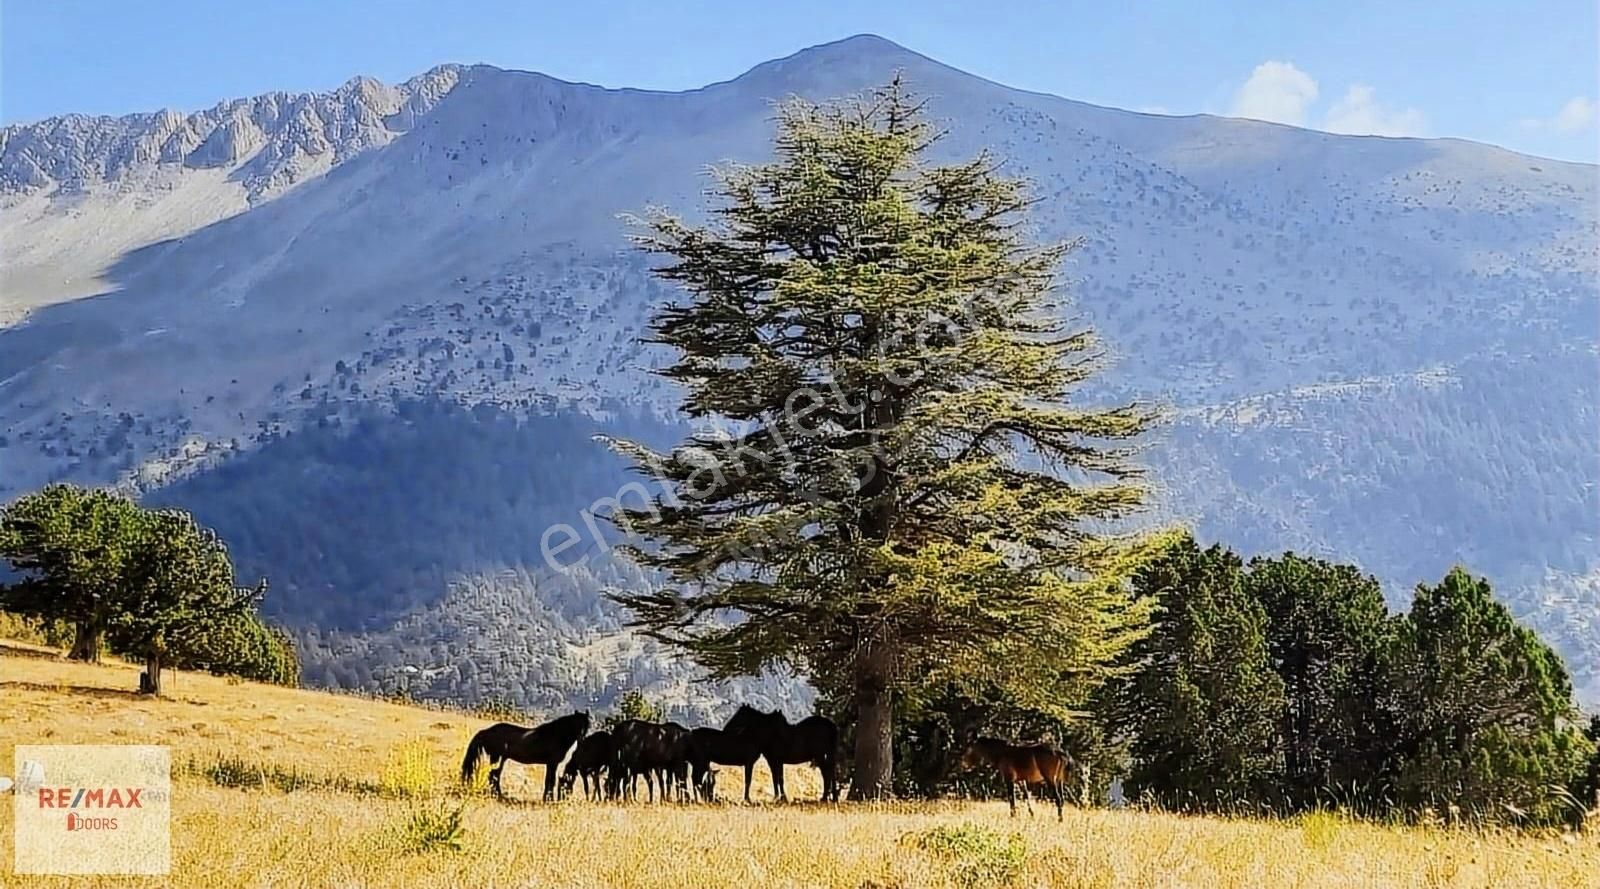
[1226,62,1427,137]
[1518,96,1597,133]
[1321,84,1428,137]
[1229,61,1319,125]
[1552,96,1596,132]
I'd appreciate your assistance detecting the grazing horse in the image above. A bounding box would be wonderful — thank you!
[684,726,763,802]
[961,737,1076,821]
[460,711,590,800]
[612,719,691,802]
[725,705,840,802]
[560,730,617,801]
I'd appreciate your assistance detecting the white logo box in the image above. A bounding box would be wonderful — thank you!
[12,745,171,875]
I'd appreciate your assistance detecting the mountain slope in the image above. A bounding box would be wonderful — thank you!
[2,35,1595,707]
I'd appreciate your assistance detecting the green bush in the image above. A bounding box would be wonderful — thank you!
[395,801,466,854]
[186,754,378,795]
[907,824,1027,889]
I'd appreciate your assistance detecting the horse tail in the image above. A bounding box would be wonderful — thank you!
[461,729,490,784]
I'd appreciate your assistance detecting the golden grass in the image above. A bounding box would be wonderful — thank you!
[2,642,1596,888]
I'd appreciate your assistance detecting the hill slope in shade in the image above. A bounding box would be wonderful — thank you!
[1,35,1595,707]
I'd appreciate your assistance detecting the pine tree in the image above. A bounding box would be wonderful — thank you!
[1245,553,1393,808]
[1115,536,1286,810]
[106,509,263,695]
[606,79,1160,798]
[1387,567,1593,825]
[0,484,145,662]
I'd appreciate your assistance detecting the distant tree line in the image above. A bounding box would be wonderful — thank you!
[0,484,297,693]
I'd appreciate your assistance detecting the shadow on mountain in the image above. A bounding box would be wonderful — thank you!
[145,398,675,631]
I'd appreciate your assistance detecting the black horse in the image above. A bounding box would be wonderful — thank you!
[725,705,840,802]
[460,711,590,800]
[560,729,617,801]
[684,726,764,802]
[612,719,691,802]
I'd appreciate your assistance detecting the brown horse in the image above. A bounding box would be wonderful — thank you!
[961,737,1077,821]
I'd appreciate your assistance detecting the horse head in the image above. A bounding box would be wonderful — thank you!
[725,704,767,734]
[959,737,1000,770]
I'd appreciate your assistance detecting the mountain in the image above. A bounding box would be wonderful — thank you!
[2,35,1595,709]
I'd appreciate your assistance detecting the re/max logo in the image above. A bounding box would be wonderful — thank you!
[36,787,144,809]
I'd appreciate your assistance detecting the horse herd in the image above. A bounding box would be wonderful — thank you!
[461,706,839,804]
[460,706,1081,819]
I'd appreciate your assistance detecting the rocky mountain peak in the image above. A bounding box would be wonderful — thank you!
[0,64,466,200]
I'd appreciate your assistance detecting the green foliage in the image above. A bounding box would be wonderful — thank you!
[1115,544,1592,826]
[1581,715,1600,816]
[104,508,263,693]
[906,824,1027,889]
[1115,535,1285,810]
[1385,567,1594,826]
[168,610,299,686]
[606,78,1163,797]
[1244,553,1392,808]
[186,754,380,795]
[0,484,145,660]
[0,483,293,692]
[603,688,665,729]
[394,801,466,854]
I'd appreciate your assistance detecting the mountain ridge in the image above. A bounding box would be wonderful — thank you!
[1,35,1594,709]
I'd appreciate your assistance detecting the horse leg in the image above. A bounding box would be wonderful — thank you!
[1008,779,1017,817]
[1022,782,1035,817]
[543,763,558,802]
[771,761,786,802]
[489,758,506,798]
[743,762,754,804]
[1050,778,1064,822]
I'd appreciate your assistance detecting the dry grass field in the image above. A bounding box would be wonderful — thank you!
[2,641,1596,888]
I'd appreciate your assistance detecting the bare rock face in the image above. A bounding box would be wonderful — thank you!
[0,64,463,200]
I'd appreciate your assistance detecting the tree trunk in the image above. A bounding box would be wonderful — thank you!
[849,631,896,800]
[139,650,163,696]
[67,622,103,663]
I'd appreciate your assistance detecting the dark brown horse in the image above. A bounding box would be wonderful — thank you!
[684,726,763,802]
[460,711,590,800]
[612,719,691,802]
[961,736,1076,821]
[725,705,840,802]
[559,729,617,801]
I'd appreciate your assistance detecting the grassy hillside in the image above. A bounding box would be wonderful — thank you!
[2,643,1596,888]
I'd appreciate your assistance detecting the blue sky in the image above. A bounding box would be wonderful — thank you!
[3,1,1595,162]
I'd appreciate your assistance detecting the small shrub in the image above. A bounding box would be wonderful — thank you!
[1299,809,1345,851]
[906,823,1027,889]
[0,612,75,649]
[472,695,525,723]
[380,739,435,799]
[395,800,466,854]
[186,754,378,795]
[602,688,665,730]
